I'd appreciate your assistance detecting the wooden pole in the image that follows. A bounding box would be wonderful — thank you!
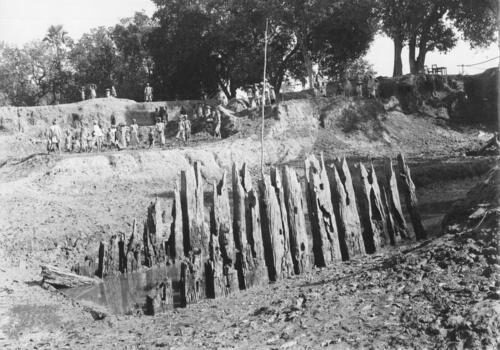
[260,19,269,176]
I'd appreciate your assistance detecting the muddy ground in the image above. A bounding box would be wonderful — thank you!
[0,95,498,349]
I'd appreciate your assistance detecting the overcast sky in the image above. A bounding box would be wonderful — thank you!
[0,0,498,76]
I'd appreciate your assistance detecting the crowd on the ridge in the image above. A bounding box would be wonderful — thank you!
[45,103,225,154]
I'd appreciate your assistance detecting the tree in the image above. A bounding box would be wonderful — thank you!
[71,27,119,95]
[378,0,498,76]
[43,25,74,103]
[112,12,156,101]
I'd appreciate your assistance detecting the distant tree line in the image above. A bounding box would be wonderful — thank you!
[0,0,496,106]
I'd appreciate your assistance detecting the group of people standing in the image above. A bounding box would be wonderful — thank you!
[80,84,117,101]
[217,82,276,109]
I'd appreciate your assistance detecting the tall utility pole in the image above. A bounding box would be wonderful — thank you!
[260,19,269,176]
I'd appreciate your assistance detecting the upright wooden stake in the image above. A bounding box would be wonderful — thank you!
[383,158,408,241]
[330,159,365,260]
[282,166,311,274]
[304,154,342,267]
[260,18,269,175]
[397,154,426,240]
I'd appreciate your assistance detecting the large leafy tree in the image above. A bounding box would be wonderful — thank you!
[70,27,119,94]
[112,12,156,100]
[43,25,74,104]
[378,0,498,76]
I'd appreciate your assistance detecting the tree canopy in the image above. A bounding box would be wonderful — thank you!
[0,0,497,105]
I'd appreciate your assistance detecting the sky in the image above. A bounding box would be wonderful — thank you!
[0,0,498,76]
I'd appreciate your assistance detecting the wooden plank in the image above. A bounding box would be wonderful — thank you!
[126,219,140,273]
[282,166,311,274]
[205,232,227,298]
[397,154,427,240]
[169,184,184,262]
[259,175,294,281]
[97,241,107,278]
[106,235,120,275]
[240,164,268,287]
[181,162,208,257]
[41,264,99,289]
[232,163,253,289]
[368,163,392,246]
[143,220,154,268]
[180,255,204,306]
[329,159,365,260]
[270,167,294,274]
[304,154,342,267]
[211,172,238,294]
[353,163,384,253]
[384,158,408,241]
[118,233,126,273]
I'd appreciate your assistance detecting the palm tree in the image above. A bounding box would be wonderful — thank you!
[43,25,68,51]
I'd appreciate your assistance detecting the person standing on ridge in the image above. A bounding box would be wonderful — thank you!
[144,83,153,102]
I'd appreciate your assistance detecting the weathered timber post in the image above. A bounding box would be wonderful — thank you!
[259,175,294,281]
[118,233,126,273]
[107,235,120,275]
[169,184,184,262]
[304,154,342,267]
[97,241,107,278]
[368,163,392,246]
[143,220,155,267]
[205,231,226,298]
[354,163,383,254]
[282,166,311,274]
[180,251,204,305]
[209,172,237,296]
[232,163,254,289]
[241,163,268,287]
[126,219,140,273]
[270,167,294,274]
[383,158,408,242]
[145,278,173,315]
[181,162,208,256]
[146,197,165,242]
[180,162,207,302]
[329,159,365,260]
[397,154,426,240]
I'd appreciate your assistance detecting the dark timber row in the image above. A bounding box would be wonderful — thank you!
[71,153,426,312]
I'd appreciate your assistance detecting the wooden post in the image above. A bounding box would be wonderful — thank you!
[383,158,408,242]
[329,159,365,260]
[126,219,139,273]
[180,252,204,306]
[354,163,383,254]
[107,235,120,275]
[397,154,427,240]
[259,175,294,281]
[304,154,342,267]
[205,231,226,298]
[232,163,253,289]
[368,163,392,246]
[241,163,268,287]
[270,167,294,273]
[180,162,207,300]
[169,184,184,262]
[145,278,173,315]
[97,241,107,278]
[282,166,311,274]
[181,162,208,257]
[210,172,237,296]
[118,233,126,273]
